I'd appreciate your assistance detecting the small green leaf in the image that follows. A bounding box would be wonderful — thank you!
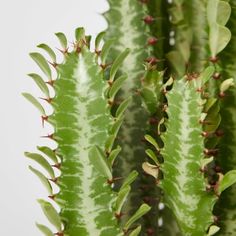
[124,204,151,231]
[115,97,131,118]
[25,152,55,178]
[199,66,215,84]
[220,78,234,93]
[129,226,141,236]
[115,186,131,215]
[36,223,54,236]
[95,31,105,50]
[110,48,130,82]
[89,146,112,180]
[207,0,231,26]
[120,170,138,191]
[28,73,50,98]
[145,149,159,165]
[37,199,62,231]
[75,27,85,42]
[209,24,231,57]
[207,225,220,236]
[22,93,46,115]
[109,74,127,99]
[30,52,52,80]
[29,166,52,194]
[218,170,236,194]
[204,98,217,112]
[37,44,56,62]
[144,134,159,151]
[105,135,116,154]
[101,39,115,65]
[37,146,58,163]
[108,146,121,167]
[85,35,92,48]
[111,118,124,136]
[55,32,67,49]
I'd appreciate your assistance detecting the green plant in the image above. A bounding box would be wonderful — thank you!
[24,0,236,235]
[23,29,150,236]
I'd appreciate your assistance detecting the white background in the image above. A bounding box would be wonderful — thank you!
[0,1,107,235]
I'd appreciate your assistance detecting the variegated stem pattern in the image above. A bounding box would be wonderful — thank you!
[104,0,160,234]
[143,70,236,235]
[24,29,150,236]
[216,0,236,234]
[160,76,217,236]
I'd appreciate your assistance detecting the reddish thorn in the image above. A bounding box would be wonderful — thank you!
[115,212,124,220]
[52,163,61,169]
[213,72,221,80]
[46,80,55,87]
[48,195,56,200]
[204,149,218,156]
[55,233,64,236]
[201,131,209,137]
[196,87,203,93]
[48,61,58,68]
[186,72,199,81]
[107,80,113,87]
[41,116,49,127]
[219,92,225,98]
[76,46,82,53]
[40,97,53,103]
[95,49,101,55]
[41,133,54,140]
[49,177,58,183]
[57,47,68,55]
[143,15,154,24]
[149,117,158,125]
[108,99,114,106]
[107,177,123,185]
[214,166,222,173]
[215,129,224,137]
[209,56,219,63]
[145,57,160,65]
[148,37,158,45]
[146,228,155,236]
[100,62,112,70]
[100,64,107,70]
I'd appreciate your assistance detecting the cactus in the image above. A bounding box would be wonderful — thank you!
[104,0,162,234]
[215,0,236,234]
[23,28,150,236]
[23,1,236,235]
[143,69,236,235]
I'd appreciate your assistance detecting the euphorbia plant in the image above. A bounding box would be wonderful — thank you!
[24,0,236,235]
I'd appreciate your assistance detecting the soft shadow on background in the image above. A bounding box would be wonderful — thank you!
[0,1,107,235]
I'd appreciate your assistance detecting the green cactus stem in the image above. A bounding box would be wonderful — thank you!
[143,69,236,236]
[23,28,151,236]
[215,0,236,234]
[104,0,160,233]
